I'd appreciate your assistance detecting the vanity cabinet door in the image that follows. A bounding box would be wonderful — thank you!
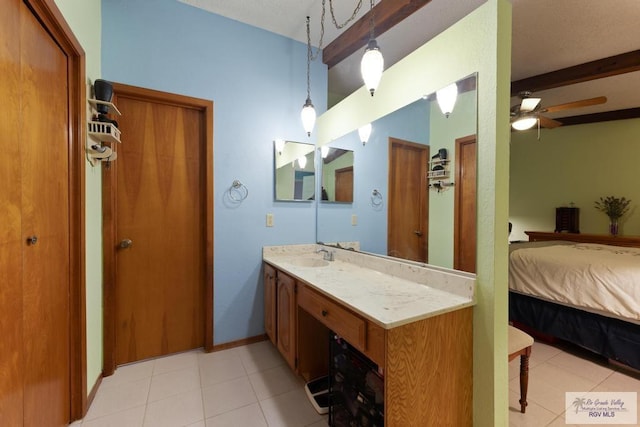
[276,271,297,370]
[264,263,277,345]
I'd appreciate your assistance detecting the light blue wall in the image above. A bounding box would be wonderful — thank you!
[102,0,327,344]
[316,98,430,253]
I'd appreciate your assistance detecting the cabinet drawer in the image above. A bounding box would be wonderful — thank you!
[298,284,366,351]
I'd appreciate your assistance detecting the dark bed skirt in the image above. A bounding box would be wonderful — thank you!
[509,291,640,370]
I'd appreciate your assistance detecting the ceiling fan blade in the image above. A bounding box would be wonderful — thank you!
[539,115,562,129]
[520,97,541,112]
[542,96,607,114]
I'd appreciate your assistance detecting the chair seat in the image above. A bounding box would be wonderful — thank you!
[509,325,534,355]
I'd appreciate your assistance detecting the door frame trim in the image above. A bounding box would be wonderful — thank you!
[102,83,214,376]
[24,0,87,419]
[453,134,477,272]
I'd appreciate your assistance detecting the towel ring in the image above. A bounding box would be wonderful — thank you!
[371,189,383,206]
[229,179,249,202]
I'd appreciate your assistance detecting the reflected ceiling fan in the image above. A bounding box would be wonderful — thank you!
[510,92,607,130]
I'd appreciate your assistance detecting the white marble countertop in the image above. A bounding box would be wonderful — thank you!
[263,244,476,329]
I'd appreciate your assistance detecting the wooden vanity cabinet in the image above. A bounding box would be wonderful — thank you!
[263,263,276,345]
[263,262,473,426]
[276,270,297,370]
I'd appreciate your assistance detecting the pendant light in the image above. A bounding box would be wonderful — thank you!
[361,0,383,96]
[301,16,316,137]
[358,123,372,145]
[436,82,458,117]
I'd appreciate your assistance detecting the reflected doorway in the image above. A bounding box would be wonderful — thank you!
[388,138,429,262]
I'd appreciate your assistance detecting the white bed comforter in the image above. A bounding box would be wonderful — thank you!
[509,243,640,322]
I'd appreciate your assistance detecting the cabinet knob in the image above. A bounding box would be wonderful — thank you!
[321,310,328,317]
[26,236,38,246]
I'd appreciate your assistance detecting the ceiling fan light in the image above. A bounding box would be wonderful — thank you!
[436,83,458,117]
[301,97,316,137]
[361,39,384,96]
[511,116,538,131]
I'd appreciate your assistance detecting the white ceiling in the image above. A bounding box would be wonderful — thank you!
[179,0,640,117]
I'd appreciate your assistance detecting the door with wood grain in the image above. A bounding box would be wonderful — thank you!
[454,135,477,273]
[388,138,429,262]
[0,0,73,424]
[335,166,354,202]
[105,85,213,366]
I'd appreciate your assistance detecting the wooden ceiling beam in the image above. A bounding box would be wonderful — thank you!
[511,49,640,96]
[322,0,432,69]
[556,107,640,127]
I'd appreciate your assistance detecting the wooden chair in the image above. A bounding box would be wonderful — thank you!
[508,325,534,413]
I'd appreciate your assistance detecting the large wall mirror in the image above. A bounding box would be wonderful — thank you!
[316,74,477,272]
[274,140,316,201]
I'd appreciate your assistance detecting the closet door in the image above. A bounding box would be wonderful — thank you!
[0,0,24,424]
[20,2,71,425]
[0,1,71,425]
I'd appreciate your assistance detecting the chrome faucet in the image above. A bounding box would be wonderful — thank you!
[316,248,334,261]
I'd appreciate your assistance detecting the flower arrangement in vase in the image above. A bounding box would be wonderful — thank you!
[594,196,631,236]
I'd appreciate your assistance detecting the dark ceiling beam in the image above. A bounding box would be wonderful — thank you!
[511,49,640,96]
[322,0,432,69]
[556,108,640,127]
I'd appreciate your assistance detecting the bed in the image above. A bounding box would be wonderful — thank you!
[508,231,640,370]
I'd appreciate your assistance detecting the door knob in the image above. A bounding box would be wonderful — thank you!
[26,236,38,245]
[119,239,133,249]
[413,230,423,237]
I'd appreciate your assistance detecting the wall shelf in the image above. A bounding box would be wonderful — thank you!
[86,81,121,166]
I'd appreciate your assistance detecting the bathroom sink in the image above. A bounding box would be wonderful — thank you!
[287,258,330,268]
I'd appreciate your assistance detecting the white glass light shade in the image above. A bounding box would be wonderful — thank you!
[274,138,285,154]
[436,83,458,117]
[361,40,384,96]
[320,145,329,158]
[301,97,316,137]
[511,116,538,131]
[358,123,372,145]
[297,155,307,169]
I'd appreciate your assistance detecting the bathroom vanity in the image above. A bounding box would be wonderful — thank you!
[263,244,476,426]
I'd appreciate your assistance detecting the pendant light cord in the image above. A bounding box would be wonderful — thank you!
[369,0,375,40]
[309,0,365,61]
[306,16,312,100]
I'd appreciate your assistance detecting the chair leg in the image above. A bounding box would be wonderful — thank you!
[519,347,531,413]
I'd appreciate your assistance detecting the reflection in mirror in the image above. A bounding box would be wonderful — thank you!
[316,74,477,272]
[274,140,316,201]
[320,147,354,203]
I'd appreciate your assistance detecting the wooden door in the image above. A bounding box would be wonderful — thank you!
[454,135,477,273]
[104,85,213,367]
[0,0,85,424]
[388,138,429,262]
[264,264,277,345]
[276,272,297,370]
[335,166,354,202]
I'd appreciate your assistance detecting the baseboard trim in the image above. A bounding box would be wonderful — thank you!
[85,373,102,416]
[210,334,268,353]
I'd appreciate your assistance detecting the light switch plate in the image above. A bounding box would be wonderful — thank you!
[266,213,274,227]
[351,214,357,226]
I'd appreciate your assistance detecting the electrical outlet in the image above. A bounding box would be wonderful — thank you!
[266,213,274,227]
[351,214,357,226]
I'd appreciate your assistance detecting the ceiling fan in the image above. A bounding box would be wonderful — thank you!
[510,92,607,130]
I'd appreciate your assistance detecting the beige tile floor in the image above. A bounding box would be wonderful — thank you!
[70,339,639,426]
[509,341,640,427]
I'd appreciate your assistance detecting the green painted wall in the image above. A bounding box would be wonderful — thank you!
[54,0,103,396]
[317,1,513,424]
[510,118,640,240]
[428,89,478,268]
